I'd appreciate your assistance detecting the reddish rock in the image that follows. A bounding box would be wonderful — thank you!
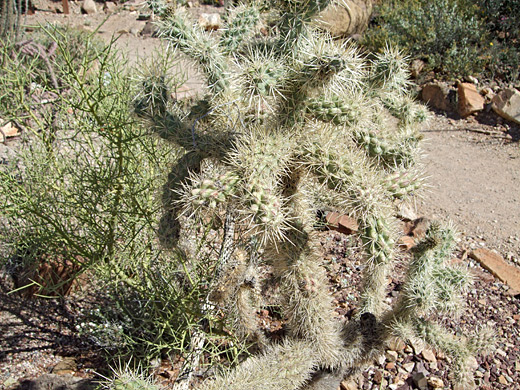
[398,235,415,250]
[421,82,454,112]
[325,211,359,235]
[458,83,484,117]
[470,248,520,293]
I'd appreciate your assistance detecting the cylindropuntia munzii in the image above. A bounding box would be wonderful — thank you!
[126,1,492,389]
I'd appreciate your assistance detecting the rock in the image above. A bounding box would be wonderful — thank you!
[498,375,508,385]
[385,362,395,370]
[421,82,455,112]
[0,121,21,142]
[458,83,484,118]
[492,88,520,125]
[412,372,428,390]
[465,75,479,84]
[385,350,398,362]
[397,204,418,222]
[428,376,444,388]
[51,357,77,375]
[325,212,359,234]
[388,337,406,352]
[398,235,415,251]
[467,356,479,370]
[410,217,430,239]
[3,377,18,389]
[141,21,159,37]
[16,374,97,390]
[198,13,222,31]
[81,0,97,14]
[469,248,520,293]
[340,380,358,390]
[103,1,117,13]
[402,362,415,373]
[421,348,437,362]
[410,59,425,78]
[317,0,373,38]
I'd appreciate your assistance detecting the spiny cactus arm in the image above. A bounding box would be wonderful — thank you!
[226,128,296,243]
[411,318,482,389]
[305,95,360,126]
[383,168,423,199]
[276,0,332,53]
[196,339,319,390]
[368,46,411,93]
[351,127,420,168]
[220,5,260,54]
[358,215,396,316]
[379,92,430,126]
[157,10,229,96]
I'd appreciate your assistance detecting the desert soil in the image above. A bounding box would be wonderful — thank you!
[1,1,519,389]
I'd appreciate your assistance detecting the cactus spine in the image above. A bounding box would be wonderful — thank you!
[123,1,490,389]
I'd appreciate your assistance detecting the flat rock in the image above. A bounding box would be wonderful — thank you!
[458,83,484,117]
[0,121,20,142]
[325,211,359,235]
[469,248,520,293]
[492,88,520,124]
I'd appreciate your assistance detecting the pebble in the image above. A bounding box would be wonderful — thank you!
[498,375,508,384]
[421,348,437,362]
[385,350,398,362]
[402,362,415,373]
[427,376,444,389]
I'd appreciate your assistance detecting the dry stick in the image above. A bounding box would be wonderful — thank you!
[176,210,237,390]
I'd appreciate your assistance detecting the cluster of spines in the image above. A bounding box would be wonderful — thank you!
[306,96,357,125]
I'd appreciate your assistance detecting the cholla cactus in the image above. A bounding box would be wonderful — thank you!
[126,1,487,389]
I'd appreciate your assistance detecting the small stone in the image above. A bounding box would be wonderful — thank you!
[51,357,77,375]
[410,339,424,355]
[411,217,430,239]
[388,337,406,352]
[492,88,520,125]
[412,372,428,390]
[325,211,358,235]
[496,348,507,357]
[398,235,415,251]
[140,21,159,37]
[81,0,97,14]
[410,59,425,78]
[385,362,395,370]
[467,356,479,370]
[498,375,508,385]
[3,377,17,388]
[470,248,520,292]
[515,361,520,371]
[373,370,383,384]
[340,380,358,390]
[103,1,117,13]
[0,121,20,141]
[458,83,484,117]
[198,13,222,31]
[428,376,444,389]
[421,348,437,362]
[385,350,398,362]
[402,362,415,373]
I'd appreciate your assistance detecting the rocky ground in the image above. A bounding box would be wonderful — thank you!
[1,1,520,390]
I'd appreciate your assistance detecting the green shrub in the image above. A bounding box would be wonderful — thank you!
[363,0,486,79]
[0,26,244,363]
